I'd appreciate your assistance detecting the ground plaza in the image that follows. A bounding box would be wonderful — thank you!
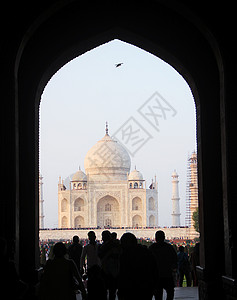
[39,227,199,241]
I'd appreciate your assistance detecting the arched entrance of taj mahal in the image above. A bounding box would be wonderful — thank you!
[97,195,120,228]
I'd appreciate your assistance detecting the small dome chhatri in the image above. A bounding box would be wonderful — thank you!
[72,167,87,181]
[128,167,143,181]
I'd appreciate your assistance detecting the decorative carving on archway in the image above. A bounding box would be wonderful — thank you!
[95,190,121,200]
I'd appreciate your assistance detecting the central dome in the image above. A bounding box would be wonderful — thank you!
[84,132,131,181]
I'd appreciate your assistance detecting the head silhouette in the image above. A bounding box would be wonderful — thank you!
[179,245,184,252]
[111,232,117,240]
[72,235,79,243]
[53,242,67,258]
[88,231,96,243]
[155,230,165,242]
[121,232,137,249]
[102,230,111,242]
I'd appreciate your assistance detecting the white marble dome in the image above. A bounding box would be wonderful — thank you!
[84,133,131,180]
[128,168,143,181]
[72,169,87,181]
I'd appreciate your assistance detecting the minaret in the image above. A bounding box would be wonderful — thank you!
[171,170,181,226]
[39,174,45,229]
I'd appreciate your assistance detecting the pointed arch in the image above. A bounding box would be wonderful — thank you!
[132,215,142,227]
[132,197,142,211]
[61,216,68,228]
[74,216,84,228]
[74,197,84,211]
[12,1,227,295]
[149,197,155,211]
[61,198,68,212]
[149,215,155,226]
[97,195,120,227]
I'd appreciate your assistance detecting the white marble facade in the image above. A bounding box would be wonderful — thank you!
[58,128,158,229]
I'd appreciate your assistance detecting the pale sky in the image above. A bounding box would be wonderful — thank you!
[40,39,196,228]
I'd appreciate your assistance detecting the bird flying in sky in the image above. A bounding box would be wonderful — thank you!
[115,63,123,68]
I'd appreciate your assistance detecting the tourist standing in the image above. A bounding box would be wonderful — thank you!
[80,231,106,300]
[39,242,86,300]
[118,232,156,300]
[190,242,200,286]
[68,235,82,273]
[177,246,191,287]
[98,230,121,300]
[149,230,177,300]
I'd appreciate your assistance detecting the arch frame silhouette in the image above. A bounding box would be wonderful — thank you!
[13,2,227,296]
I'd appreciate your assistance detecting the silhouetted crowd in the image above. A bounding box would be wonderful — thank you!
[39,230,200,300]
[0,237,28,299]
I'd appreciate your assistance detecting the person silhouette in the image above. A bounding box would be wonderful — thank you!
[39,242,86,300]
[40,246,47,267]
[118,232,156,300]
[111,232,120,245]
[149,230,177,300]
[177,246,191,287]
[0,237,28,299]
[190,242,199,286]
[68,235,83,273]
[80,231,106,300]
[98,230,121,300]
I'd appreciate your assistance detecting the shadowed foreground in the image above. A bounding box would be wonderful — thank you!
[75,287,199,300]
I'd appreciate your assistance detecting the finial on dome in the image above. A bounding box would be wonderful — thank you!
[105,121,109,135]
[135,165,136,170]
[79,166,81,170]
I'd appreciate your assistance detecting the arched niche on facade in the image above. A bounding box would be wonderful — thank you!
[74,198,84,211]
[61,198,68,212]
[132,197,142,211]
[61,216,68,228]
[149,215,155,227]
[74,216,84,228]
[132,215,142,227]
[149,197,155,211]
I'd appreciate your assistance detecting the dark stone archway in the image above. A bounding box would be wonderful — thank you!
[1,1,236,298]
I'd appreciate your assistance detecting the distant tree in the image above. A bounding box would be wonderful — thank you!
[192,207,199,233]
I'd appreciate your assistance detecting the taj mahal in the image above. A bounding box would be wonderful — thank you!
[39,125,199,240]
[57,124,158,229]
